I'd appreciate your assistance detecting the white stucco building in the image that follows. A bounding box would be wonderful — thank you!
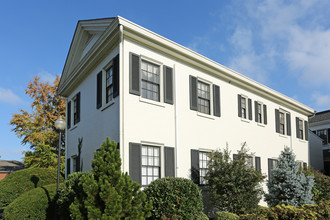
[58,17,314,192]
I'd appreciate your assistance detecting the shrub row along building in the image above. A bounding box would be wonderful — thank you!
[58,17,314,190]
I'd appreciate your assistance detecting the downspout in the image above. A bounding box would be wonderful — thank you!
[119,23,125,172]
[174,64,178,176]
[307,111,316,165]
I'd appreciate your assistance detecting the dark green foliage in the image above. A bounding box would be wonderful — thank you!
[3,184,57,220]
[271,204,320,220]
[265,147,314,207]
[144,177,204,219]
[0,167,59,208]
[216,211,239,220]
[205,146,265,214]
[57,172,92,219]
[70,137,151,219]
[303,168,330,203]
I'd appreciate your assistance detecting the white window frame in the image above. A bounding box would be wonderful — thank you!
[141,143,162,186]
[196,77,214,118]
[199,151,210,185]
[239,94,250,122]
[71,155,77,173]
[297,118,304,140]
[256,101,264,124]
[279,109,288,136]
[101,60,115,110]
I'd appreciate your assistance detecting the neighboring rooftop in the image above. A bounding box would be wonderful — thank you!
[309,110,330,123]
[0,160,24,173]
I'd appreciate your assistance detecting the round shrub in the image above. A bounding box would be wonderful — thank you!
[144,177,204,219]
[3,184,57,219]
[216,211,239,220]
[0,167,59,208]
[57,172,92,219]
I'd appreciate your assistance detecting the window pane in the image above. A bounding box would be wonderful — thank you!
[142,177,147,186]
[142,167,147,175]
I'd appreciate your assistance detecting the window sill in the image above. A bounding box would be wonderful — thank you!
[257,123,265,127]
[101,100,115,111]
[298,139,307,143]
[279,134,288,138]
[241,117,250,123]
[139,97,165,108]
[69,125,78,131]
[197,112,215,120]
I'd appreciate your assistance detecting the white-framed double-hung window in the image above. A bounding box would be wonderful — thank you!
[105,66,113,103]
[197,81,211,115]
[141,60,160,102]
[199,151,210,185]
[141,145,160,186]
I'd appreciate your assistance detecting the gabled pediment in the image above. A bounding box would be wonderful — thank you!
[60,18,115,93]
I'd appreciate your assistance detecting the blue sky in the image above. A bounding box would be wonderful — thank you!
[1,0,330,161]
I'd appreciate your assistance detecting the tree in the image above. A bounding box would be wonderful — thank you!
[10,75,65,167]
[10,75,65,150]
[70,137,151,219]
[264,147,314,207]
[205,145,265,214]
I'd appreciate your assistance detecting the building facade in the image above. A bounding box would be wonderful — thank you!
[58,17,314,191]
[309,110,330,175]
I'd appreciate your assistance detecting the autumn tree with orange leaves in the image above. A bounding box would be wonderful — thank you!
[10,75,65,170]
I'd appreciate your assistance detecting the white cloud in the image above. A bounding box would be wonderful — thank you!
[312,93,330,109]
[38,71,57,83]
[0,87,23,105]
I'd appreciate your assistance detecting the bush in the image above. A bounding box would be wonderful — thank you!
[271,204,320,220]
[216,211,239,220]
[302,200,330,219]
[2,184,57,219]
[70,137,151,219]
[57,172,92,219]
[0,167,59,208]
[144,177,204,219]
[303,168,330,203]
[205,146,265,214]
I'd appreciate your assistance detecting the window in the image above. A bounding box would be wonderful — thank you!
[106,66,113,103]
[275,109,291,136]
[241,97,247,119]
[72,92,80,125]
[238,95,252,120]
[246,156,253,168]
[257,103,262,122]
[298,119,303,139]
[316,129,328,144]
[141,145,160,186]
[295,117,308,141]
[199,151,209,185]
[197,81,210,115]
[72,156,77,173]
[141,60,160,102]
[233,154,261,172]
[268,158,278,180]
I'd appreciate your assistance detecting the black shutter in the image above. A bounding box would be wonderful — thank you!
[67,101,71,129]
[129,143,141,184]
[255,157,261,172]
[296,117,300,138]
[303,162,307,170]
[66,158,71,176]
[96,71,102,109]
[191,149,199,184]
[189,76,198,111]
[328,129,330,144]
[263,104,267,125]
[117,142,120,150]
[268,159,273,180]
[76,92,81,123]
[164,66,174,104]
[255,101,258,122]
[76,155,80,172]
[286,113,291,136]
[238,95,242,117]
[233,154,238,160]
[275,109,280,133]
[164,147,175,177]
[248,98,252,120]
[304,121,308,141]
[213,84,221,117]
[113,54,120,98]
[129,52,140,95]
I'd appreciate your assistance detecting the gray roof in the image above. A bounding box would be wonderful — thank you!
[309,110,330,123]
[0,160,24,173]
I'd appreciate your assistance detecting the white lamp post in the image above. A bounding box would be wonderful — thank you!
[55,116,66,191]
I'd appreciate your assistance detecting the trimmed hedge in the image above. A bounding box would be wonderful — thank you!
[2,184,57,219]
[144,177,204,219]
[0,167,59,208]
[216,211,239,220]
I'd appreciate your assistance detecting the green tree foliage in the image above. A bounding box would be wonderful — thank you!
[2,184,57,220]
[205,146,265,214]
[265,147,314,207]
[69,137,151,219]
[0,167,59,208]
[24,144,65,174]
[144,177,204,219]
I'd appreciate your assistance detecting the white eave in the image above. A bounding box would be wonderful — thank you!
[59,16,315,116]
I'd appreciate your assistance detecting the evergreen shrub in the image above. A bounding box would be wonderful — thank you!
[57,172,92,219]
[144,177,204,219]
[216,211,239,220]
[69,137,151,219]
[2,184,57,219]
[0,167,59,207]
[303,168,330,203]
[271,204,320,220]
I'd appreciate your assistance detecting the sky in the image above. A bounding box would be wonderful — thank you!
[0,0,330,161]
